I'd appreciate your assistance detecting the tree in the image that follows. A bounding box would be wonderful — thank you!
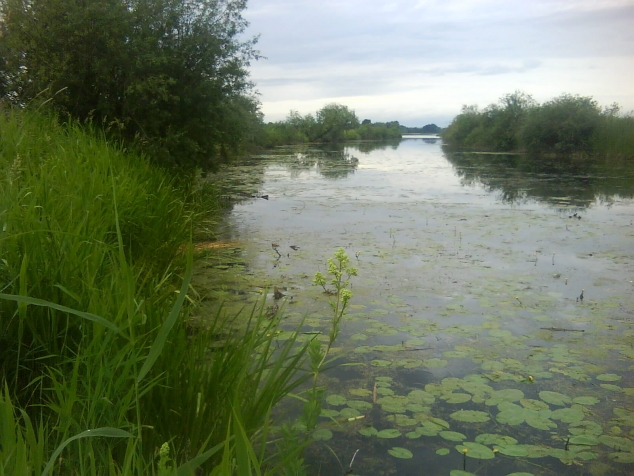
[316,103,359,142]
[0,0,260,168]
[521,94,601,154]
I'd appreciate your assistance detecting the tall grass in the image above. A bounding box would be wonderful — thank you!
[0,107,320,474]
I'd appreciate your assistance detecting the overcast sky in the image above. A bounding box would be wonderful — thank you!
[243,0,634,127]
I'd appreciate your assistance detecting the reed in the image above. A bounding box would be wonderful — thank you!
[0,107,321,474]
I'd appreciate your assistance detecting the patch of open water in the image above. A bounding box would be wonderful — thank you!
[200,139,634,475]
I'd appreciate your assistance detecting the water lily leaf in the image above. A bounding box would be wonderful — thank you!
[475,434,518,446]
[523,445,553,458]
[377,429,401,438]
[351,333,368,341]
[600,384,622,392]
[505,473,535,476]
[450,410,490,423]
[375,376,393,382]
[551,407,584,423]
[407,389,435,405]
[388,447,413,459]
[497,444,528,457]
[599,435,634,451]
[481,360,505,371]
[326,395,347,406]
[486,388,524,405]
[425,358,448,368]
[354,346,372,354]
[347,400,372,411]
[386,414,418,427]
[320,409,339,418]
[569,435,599,446]
[539,391,571,406]
[371,359,392,367]
[496,410,524,426]
[455,442,496,459]
[359,427,378,437]
[520,398,549,411]
[396,358,423,368]
[609,452,634,463]
[312,428,332,441]
[443,393,472,404]
[572,396,599,405]
[596,373,621,381]
[449,471,477,476]
[376,387,394,396]
[349,388,372,397]
[406,403,428,413]
[340,407,361,419]
[525,415,557,430]
[568,421,603,436]
[439,431,466,442]
[436,448,450,455]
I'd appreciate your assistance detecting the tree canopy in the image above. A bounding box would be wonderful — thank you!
[0,0,261,168]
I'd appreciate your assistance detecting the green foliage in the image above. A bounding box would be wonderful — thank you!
[261,105,401,146]
[442,91,634,158]
[521,94,601,154]
[0,0,260,168]
[0,108,318,474]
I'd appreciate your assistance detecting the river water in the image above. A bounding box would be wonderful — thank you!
[202,137,634,476]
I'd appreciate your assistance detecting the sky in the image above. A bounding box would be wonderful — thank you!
[243,0,634,127]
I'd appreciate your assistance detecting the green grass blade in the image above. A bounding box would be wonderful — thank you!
[136,245,193,383]
[0,293,119,332]
[176,440,227,476]
[41,427,133,476]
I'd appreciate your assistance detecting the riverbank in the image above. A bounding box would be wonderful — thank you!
[0,108,320,474]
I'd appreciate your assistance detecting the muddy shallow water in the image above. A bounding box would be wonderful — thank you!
[200,138,634,476]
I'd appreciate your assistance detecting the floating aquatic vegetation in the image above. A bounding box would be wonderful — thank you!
[455,442,496,459]
[388,447,413,459]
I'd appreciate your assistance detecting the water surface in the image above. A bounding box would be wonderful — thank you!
[201,139,634,476]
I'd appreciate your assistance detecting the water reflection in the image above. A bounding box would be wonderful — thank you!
[443,147,634,208]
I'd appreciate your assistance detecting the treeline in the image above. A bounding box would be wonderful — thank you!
[442,91,634,158]
[260,104,403,146]
[0,0,261,169]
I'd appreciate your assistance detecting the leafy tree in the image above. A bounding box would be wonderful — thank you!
[521,94,601,154]
[0,0,260,168]
[316,103,359,142]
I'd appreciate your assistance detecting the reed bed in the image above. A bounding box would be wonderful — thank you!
[0,108,317,475]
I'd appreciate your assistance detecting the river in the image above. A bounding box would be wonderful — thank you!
[200,137,634,476]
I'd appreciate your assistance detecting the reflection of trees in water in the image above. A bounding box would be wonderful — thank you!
[443,147,634,208]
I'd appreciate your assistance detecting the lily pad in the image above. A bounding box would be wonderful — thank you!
[455,442,496,459]
[359,426,378,437]
[349,388,372,397]
[599,435,634,451]
[312,428,332,441]
[320,409,339,418]
[450,410,490,423]
[407,389,435,405]
[609,452,634,463]
[340,407,361,419]
[550,407,585,423]
[539,390,571,406]
[486,388,524,405]
[443,393,472,404]
[450,472,477,476]
[596,373,621,381]
[572,396,600,405]
[425,358,448,368]
[371,359,392,367]
[436,448,450,455]
[497,444,528,457]
[325,394,347,406]
[346,400,373,411]
[569,435,599,446]
[439,431,467,442]
[475,434,518,446]
[388,447,413,459]
[377,429,401,439]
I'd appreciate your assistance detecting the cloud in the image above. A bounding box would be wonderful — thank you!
[244,0,634,125]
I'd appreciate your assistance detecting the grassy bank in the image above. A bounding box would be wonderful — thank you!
[0,108,322,474]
